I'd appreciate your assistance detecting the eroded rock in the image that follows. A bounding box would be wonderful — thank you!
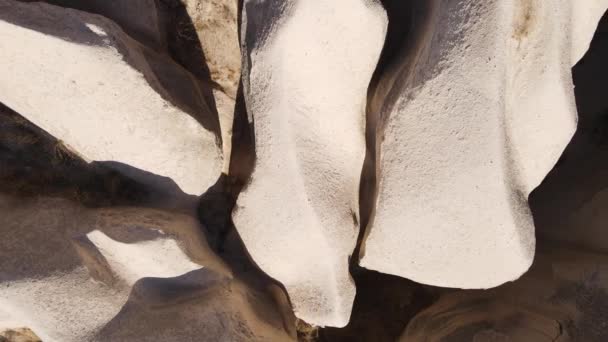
[0,194,294,342]
[0,0,222,196]
[183,0,240,98]
[17,0,168,50]
[401,245,608,341]
[234,0,387,327]
[0,327,42,342]
[360,0,608,289]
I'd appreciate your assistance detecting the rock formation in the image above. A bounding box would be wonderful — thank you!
[181,0,241,170]
[234,0,386,327]
[0,0,222,196]
[17,0,169,51]
[401,245,608,341]
[1,0,608,337]
[0,194,293,342]
[183,0,240,98]
[360,0,608,289]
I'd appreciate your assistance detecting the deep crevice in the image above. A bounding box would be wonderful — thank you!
[355,0,438,262]
[318,1,441,340]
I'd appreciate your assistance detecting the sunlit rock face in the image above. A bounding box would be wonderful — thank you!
[0,0,222,196]
[235,0,387,327]
[360,0,608,289]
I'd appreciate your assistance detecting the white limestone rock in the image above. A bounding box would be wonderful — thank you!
[0,0,222,196]
[234,0,387,327]
[360,0,608,289]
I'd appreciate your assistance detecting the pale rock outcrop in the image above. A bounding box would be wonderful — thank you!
[360,0,608,289]
[234,0,387,327]
[0,0,222,196]
[0,194,294,342]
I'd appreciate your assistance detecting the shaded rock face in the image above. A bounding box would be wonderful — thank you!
[531,8,608,254]
[234,0,387,327]
[17,0,168,50]
[401,246,608,342]
[183,0,240,98]
[0,1,294,341]
[0,194,293,342]
[359,0,608,289]
[0,328,42,342]
[0,0,222,196]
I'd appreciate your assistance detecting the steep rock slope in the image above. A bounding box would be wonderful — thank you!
[360,0,608,289]
[0,0,222,196]
[234,0,387,327]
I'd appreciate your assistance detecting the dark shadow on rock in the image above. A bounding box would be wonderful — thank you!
[402,244,608,341]
[198,80,255,251]
[96,267,294,341]
[400,8,608,342]
[313,1,440,340]
[194,1,297,336]
[17,0,169,50]
[530,9,608,253]
[0,101,198,212]
[5,0,222,139]
[197,78,297,338]
[2,2,295,338]
[318,269,437,342]
[158,0,223,134]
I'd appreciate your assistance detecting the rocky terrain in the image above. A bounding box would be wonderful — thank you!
[1,0,608,341]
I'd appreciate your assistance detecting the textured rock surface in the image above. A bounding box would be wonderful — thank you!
[184,0,240,98]
[234,0,387,327]
[532,9,608,253]
[0,194,293,342]
[178,0,241,170]
[0,328,41,342]
[360,0,608,289]
[18,0,168,50]
[401,245,608,341]
[0,0,222,196]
